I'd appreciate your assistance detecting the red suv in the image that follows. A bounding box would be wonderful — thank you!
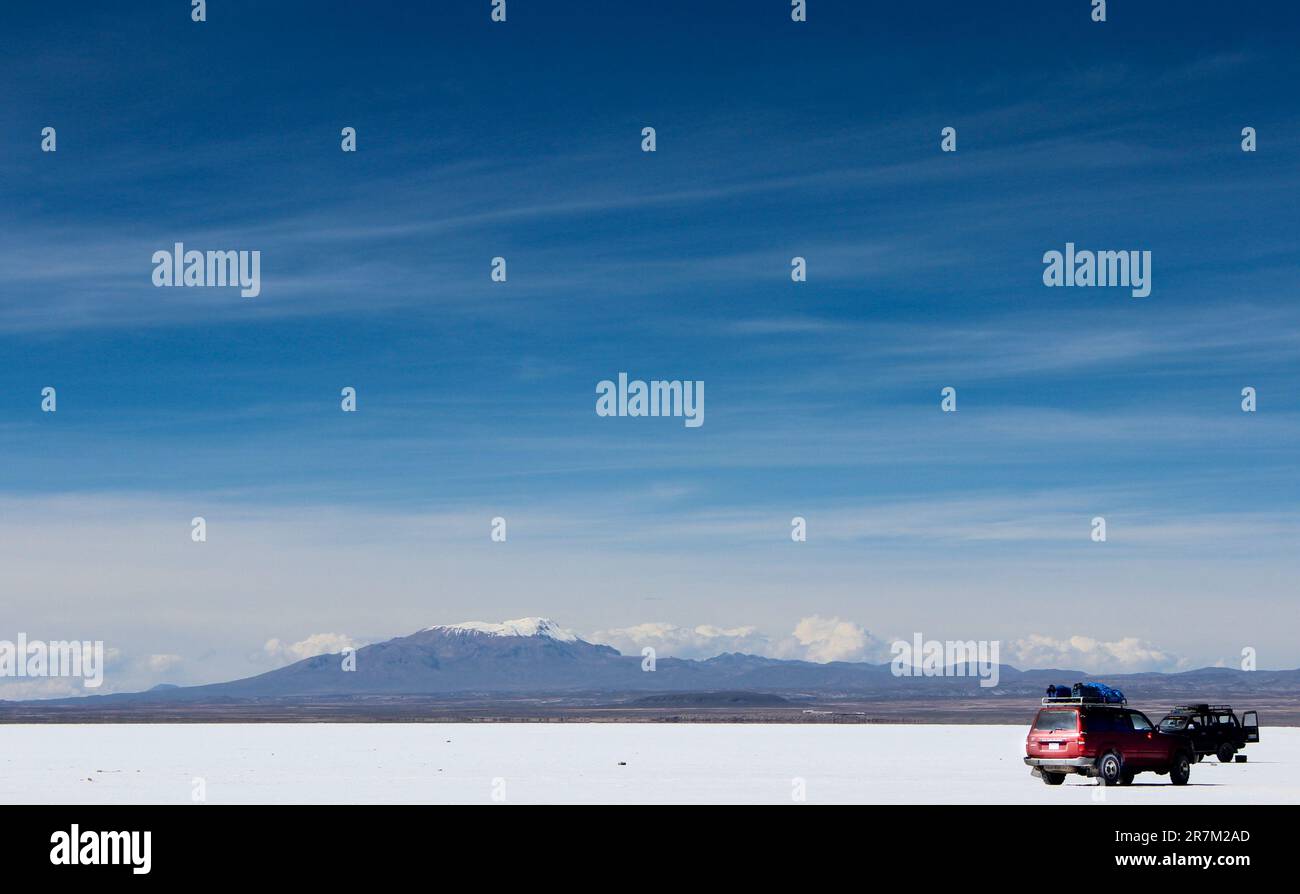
[1025,703,1193,786]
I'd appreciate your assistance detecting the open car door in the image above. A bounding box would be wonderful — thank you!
[1242,711,1260,743]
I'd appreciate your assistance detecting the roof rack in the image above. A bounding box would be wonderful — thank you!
[1171,704,1233,713]
[1041,696,1127,707]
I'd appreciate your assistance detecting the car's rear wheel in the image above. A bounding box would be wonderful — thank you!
[1170,753,1192,785]
[1040,771,1065,786]
[1120,771,1135,785]
[1098,751,1124,785]
[1216,744,1236,764]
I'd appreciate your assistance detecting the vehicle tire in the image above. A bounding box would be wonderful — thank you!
[1169,752,1192,786]
[1216,744,1236,764]
[1120,771,1135,786]
[1040,771,1065,786]
[1098,752,1124,786]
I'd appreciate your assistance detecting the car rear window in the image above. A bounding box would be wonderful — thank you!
[1035,709,1078,731]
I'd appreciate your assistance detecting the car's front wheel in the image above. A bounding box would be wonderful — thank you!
[1098,752,1124,785]
[1040,771,1065,786]
[1216,744,1236,764]
[1169,753,1192,785]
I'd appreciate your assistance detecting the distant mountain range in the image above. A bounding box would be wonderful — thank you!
[18,617,1300,707]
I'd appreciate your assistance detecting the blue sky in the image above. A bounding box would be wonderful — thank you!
[1,1,1298,693]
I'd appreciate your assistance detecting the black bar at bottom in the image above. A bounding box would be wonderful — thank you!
[0,804,1280,879]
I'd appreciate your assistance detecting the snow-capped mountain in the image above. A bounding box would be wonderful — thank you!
[116,617,635,699]
[425,617,580,643]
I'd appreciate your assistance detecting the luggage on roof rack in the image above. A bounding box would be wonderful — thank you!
[1038,681,1128,706]
[1073,681,1126,704]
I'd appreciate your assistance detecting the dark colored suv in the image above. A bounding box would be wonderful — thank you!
[1158,704,1259,764]
[1025,703,1194,786]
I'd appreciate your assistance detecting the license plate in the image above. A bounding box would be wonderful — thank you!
[1048,742,1060,750]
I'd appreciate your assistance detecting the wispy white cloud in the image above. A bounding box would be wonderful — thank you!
[593,615,889,664]
[263,633,358,665]
[592,622,770,660]
[1006,634,1188,674]
[145,653,182,674]
[589,618,1188,672]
